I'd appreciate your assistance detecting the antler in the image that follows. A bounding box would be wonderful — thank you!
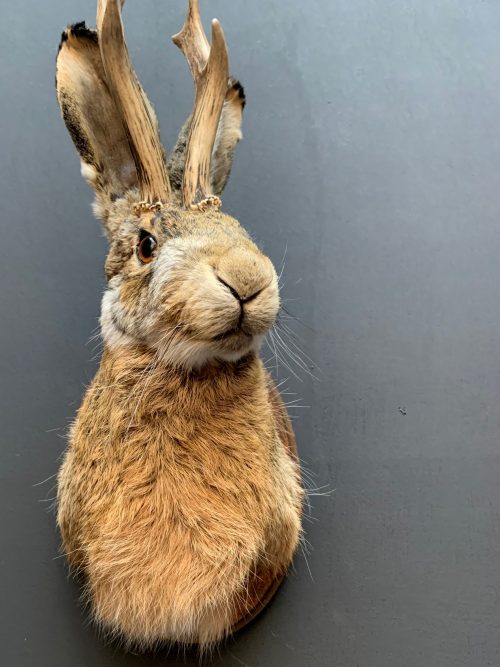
[173,0,229,210]
[97,0,171,206]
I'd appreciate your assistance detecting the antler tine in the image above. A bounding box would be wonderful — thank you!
[172,0,209,79]
[173,1,229,210]
[97,0,171,207]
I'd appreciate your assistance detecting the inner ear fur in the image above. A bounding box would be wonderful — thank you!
[56,22,137,228]
[168,77,246,197]
[210,78,246,195]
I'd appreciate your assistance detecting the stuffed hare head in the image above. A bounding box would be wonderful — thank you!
[56,0,303,650]
[57,0,278,369]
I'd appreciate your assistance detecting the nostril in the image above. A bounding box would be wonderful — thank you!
[216,275,265,305]
[216,275,242,302]
[241,287,264,304]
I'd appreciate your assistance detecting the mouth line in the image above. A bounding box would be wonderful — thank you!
[212,326,252,342]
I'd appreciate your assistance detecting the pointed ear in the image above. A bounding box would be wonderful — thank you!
[210,78,245,195]
[56,22,137,230]
[168,78,245,197]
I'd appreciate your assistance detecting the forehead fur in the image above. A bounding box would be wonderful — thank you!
[104,193,251,280]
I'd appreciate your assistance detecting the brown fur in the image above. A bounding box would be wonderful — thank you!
[55,2,303,651]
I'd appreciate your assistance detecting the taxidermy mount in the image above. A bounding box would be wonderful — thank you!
[55,0,303,649]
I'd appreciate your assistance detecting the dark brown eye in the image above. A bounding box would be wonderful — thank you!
[137,232,157,264]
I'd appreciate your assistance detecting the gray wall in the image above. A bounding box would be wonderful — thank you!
[1,1,500,665]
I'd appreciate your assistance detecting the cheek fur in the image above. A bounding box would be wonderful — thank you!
[101,245,184,348]
[100,280,136,349]
[149,246,184,301]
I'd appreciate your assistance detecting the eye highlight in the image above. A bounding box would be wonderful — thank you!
[137,231,157,264]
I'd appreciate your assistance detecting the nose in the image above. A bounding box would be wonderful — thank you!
[216,276,263,304]
[214,247,274,303]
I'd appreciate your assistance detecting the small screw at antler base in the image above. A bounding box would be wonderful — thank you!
[190,195,222,212]
[132,200,164,215]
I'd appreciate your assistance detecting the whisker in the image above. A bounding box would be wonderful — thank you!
[268,329,302,381]
[33,472,58,488]
[273,326,319,380]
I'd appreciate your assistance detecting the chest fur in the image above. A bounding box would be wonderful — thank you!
[71,349,280,521]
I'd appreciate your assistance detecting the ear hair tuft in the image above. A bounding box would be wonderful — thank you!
[80,161,98,186]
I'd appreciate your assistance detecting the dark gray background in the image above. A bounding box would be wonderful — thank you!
[1,0,500,665]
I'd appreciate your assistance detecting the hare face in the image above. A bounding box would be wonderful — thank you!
[100,202,279,368]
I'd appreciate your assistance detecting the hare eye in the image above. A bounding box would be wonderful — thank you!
[137,232,157,264]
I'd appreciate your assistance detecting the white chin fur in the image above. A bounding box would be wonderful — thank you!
[102,321,262,369]
[153,335,264,370]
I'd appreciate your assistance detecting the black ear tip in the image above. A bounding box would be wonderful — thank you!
[72,21,87,32]
[233,81,245,99]
[71,21,98,43]
[58,27,70,53]
[228,78,246,109]
[58,21,98,53]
